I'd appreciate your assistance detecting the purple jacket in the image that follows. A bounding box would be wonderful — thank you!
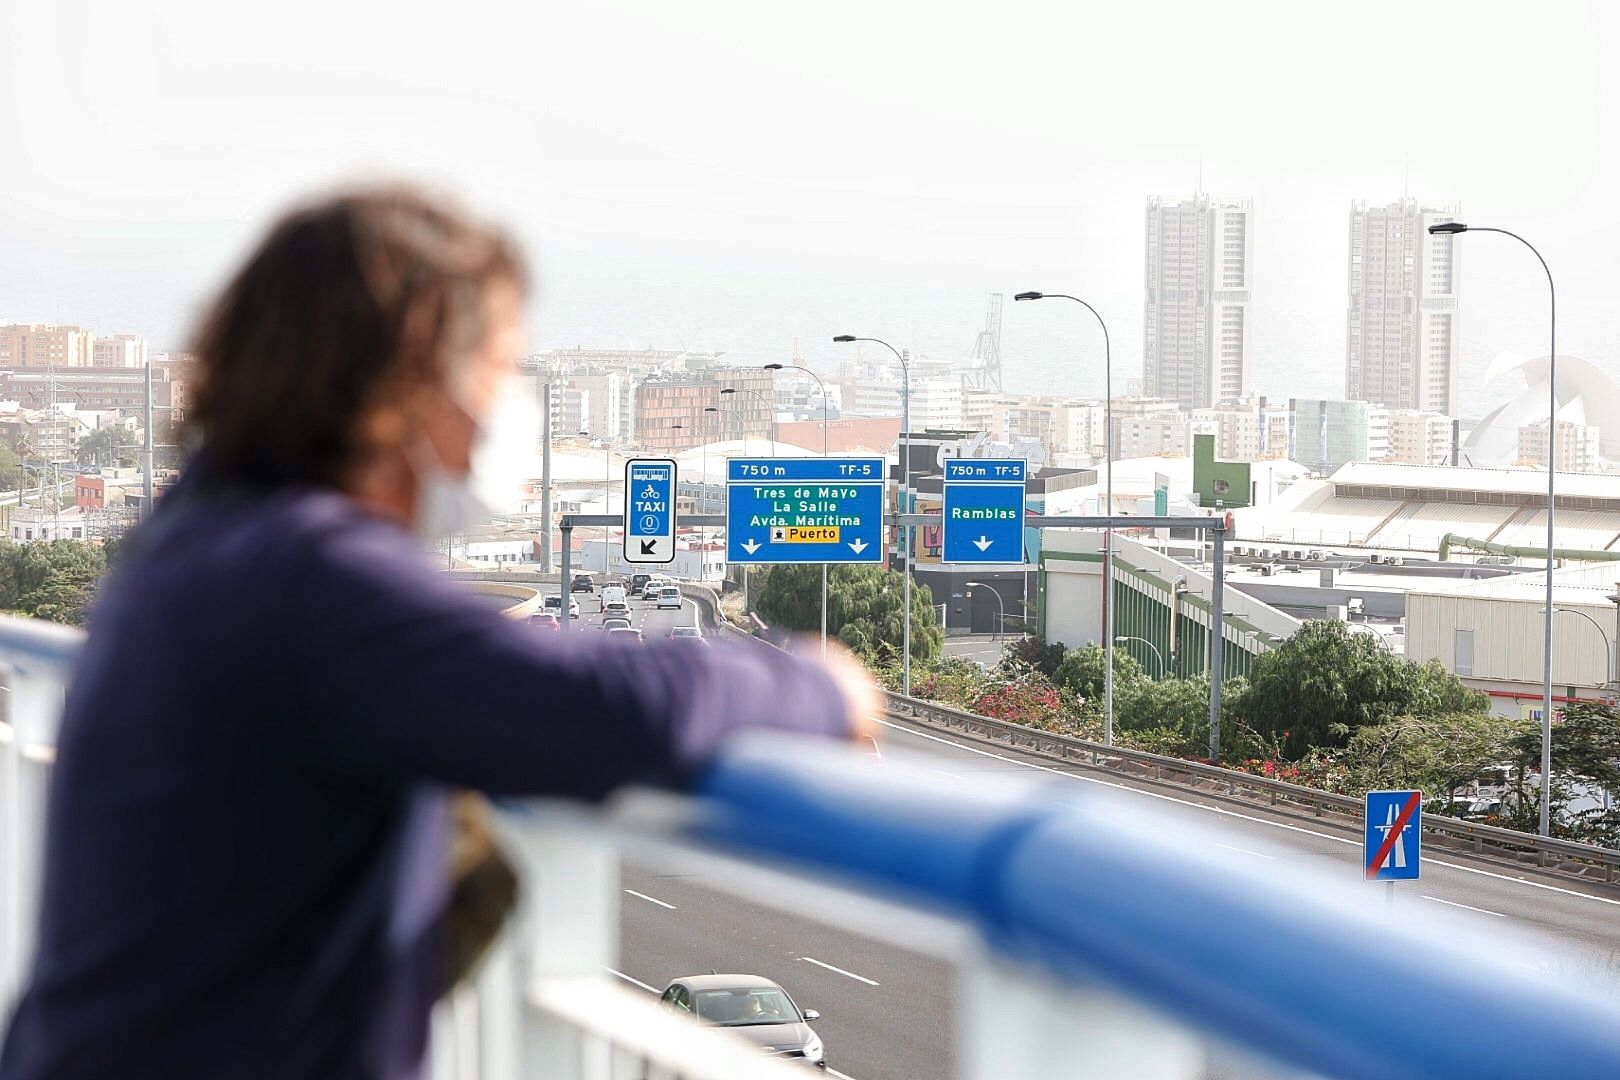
[0,476,849,1079]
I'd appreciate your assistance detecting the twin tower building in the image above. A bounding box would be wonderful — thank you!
[1143,194,1460,418]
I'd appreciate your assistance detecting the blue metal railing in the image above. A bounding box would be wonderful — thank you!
[6,613,1620,1079]
[693,735,1620,1080]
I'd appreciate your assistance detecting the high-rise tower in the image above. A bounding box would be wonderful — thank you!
[1143,194,1253,409]
[1345,199,1460,416]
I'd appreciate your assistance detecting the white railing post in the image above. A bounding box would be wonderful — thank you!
[959,953,1203,1080]
[0,667,63,1014]
[510,819,621,1080]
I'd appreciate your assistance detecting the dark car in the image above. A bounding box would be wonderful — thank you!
[571,573,595,593]
[660,975,824,1069]
[630,572,652,596]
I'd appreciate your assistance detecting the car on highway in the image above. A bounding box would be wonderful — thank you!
[526,612,561,631]
[667,625,707,645]
[605,626,643,644]
[659,975,824,1069]
[570,572,595,593]
[602,600,631,619]
[641,576,671,601]
[600,616,633,632]
[542,595,581,619]
[655,585,682,610]
[600,584,627,610]
[630,572,652,596]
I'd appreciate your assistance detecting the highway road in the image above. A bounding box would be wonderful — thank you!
[609,684,1620,1079]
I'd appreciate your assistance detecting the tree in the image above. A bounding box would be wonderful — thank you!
[997,635,1067,679]
[1240,620,1486,757]
[754,563,943,665]
[78,425,136,468]
[0,540,109,626]
[1052,644,1148,707]
[0,442,20,491]
[1340,712,1527,803]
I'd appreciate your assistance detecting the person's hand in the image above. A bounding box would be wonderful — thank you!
[810,640,884,745]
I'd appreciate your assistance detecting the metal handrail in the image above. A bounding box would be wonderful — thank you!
[885,690,1620,878]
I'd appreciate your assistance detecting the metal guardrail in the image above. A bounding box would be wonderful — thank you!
[885,689,1620,881]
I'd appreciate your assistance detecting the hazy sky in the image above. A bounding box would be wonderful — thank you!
[3,0,1617,414]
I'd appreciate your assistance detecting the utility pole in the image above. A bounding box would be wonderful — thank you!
[143,360,154,519]
[539,372,553,573]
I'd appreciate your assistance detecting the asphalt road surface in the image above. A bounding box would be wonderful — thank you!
[612,708,1620,1080]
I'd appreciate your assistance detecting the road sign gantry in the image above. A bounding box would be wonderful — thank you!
[941,458,1027,564]
[725,457,885,564]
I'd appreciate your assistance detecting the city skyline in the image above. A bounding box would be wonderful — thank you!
[3,2,1618,420]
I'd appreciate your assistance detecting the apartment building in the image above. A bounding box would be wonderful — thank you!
[0,324,95,369]
[1144,194,1254,409]
[1385,410,1456,466]
[92,333,148,369]
[1346,199,1461,416]
[1517,418,1601,472]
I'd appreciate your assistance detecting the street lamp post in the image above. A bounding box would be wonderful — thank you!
[1014,292,1117,745]
[765,363,831,655]
[835,335,913,695]
[1115,635,1166,680]
[720,387,775,456]
[965,581,1007,641]
[580,430,612,578]
[1432,220,1556,836]
[1543,607,1613,686]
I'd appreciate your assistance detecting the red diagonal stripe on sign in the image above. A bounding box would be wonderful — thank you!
[1365,791,1422,879]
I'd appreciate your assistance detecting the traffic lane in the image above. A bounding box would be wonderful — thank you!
[618,863,954,1080]
[877,719,1620,965]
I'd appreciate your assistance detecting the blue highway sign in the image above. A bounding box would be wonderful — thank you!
[1364,789,1421,881]
[941,458,1027,564]
[624,458,677,564]
[726,457,885,564]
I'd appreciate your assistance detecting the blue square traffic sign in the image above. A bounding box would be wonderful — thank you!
[941,458,1027,564]
[1364,789,1421,881]
[725,457,885,564]
[624,458,676,564]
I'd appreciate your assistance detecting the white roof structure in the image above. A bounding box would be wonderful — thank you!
[1463,351,1620,465]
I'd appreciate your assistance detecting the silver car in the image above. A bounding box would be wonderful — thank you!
[659,974,824,1069]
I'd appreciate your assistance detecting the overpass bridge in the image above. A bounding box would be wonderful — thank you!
[5,615,1620,1079]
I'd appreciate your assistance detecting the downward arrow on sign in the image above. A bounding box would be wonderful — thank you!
[973,536,994,551]
[740,539,762,555]
[848,539,869,554]
[640,540,657,555]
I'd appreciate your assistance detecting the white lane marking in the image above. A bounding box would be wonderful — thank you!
[1215,842,1277,860]
[1422,895,1507,918]
[624,888,676,910]
[826,1070,861,1080]
[878,718,1620,909]
[930,768,967,780]
[609,968,660,993]
[799,956,880,986]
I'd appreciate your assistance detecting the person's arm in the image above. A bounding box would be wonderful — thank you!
[285,522,858,799]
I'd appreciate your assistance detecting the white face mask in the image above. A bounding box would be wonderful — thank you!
[412,389,539,540]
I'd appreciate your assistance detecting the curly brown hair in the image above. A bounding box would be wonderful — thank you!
[186,186,526,486]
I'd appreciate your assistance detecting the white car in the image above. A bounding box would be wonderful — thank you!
[656,585,682,610]
[600,585,627,610]
[542,595,581,619]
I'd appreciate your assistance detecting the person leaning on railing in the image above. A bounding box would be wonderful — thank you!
[0,186,880,1080]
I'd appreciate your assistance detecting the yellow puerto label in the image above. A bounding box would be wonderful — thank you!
[770,525,840,543]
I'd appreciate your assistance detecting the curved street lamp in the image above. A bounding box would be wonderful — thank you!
[966,581,1006,641]
[1114,635,1166,680]
[1014,292,1121,746]
[834,334,914,695]
[1433,220,1556,836]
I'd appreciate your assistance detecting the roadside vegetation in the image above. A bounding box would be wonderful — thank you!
[879,620,1620,849]
[0,539,116,627]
